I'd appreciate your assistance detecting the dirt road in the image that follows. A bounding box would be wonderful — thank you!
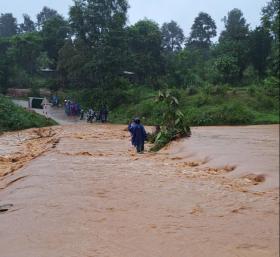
[0,123,279,257]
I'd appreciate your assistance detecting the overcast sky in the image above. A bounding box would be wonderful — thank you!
[0,0,269,37]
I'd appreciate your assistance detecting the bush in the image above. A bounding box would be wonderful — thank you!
[247,85,257,96]
[186,86,198,96]
[212,55,239,84]
[219,103,255,124]
[9,68,32,88]
[194,93,210,107]
[263,76,279,98]
[184,102,254,126]
[203,84,229,96]
[256,93,277,110]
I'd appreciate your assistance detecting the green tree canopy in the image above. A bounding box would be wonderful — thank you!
[0,38,11,93]
[128,19,163,84]
[161,20,184,52]
[249,27,272,77]
[64,0,129,89]
[0,0,277,96]
[261,0,279,76]
[0,13,18,37]
[8,33,42,74]
[69,0,128,46]
[218,9,250,81]
[212,55,239,84]
[220,8,249,41]
[261,0,279,40]
[41,15,70,64]
[19,14,36,33]
[188,12,217,48]
[37,6,60,30]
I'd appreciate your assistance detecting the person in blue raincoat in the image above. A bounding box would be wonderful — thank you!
[131,118,147,153]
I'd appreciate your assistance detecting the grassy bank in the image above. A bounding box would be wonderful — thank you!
[106,86,279,126]
[52,82,279,126]
[0,95,57,132]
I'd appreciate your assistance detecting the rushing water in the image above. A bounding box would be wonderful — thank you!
[0,124,279,257]
[166,125,279,190]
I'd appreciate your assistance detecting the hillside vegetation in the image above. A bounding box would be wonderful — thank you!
[0,0,279,131]
[0,96,57,132]
[58,78,279,126]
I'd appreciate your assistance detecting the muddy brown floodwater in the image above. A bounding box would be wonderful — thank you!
[0,123,279,257]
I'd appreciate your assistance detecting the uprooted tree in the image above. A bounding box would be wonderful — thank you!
[150,89,191,151]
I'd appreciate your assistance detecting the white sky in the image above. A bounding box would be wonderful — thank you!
[0,0,269,37]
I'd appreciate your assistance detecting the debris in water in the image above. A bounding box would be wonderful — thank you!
[0,204,13,213]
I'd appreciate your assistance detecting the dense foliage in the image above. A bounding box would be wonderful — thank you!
[0,0,279,128]
[149,90,191,151]
[0,96,57,132]
[108,84,279,126]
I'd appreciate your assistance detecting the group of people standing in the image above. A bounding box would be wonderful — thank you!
[64,100,82,116]
[128,118,147,153]
[83,107,109,123]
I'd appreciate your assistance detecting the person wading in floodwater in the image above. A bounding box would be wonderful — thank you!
[128,118,137,147]
[132,118,147,153]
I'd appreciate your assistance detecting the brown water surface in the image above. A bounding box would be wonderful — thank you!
[167,125,279,191]
[0,123,279,257]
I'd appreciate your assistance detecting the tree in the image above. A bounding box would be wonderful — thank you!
[166,46,208,87]
[128,19,163,84]
[67,0,129,89]
[8,33,42,74]
[220,9,249,41]
[69,0,88,42]
[212,55,240,84]
[188,12,216,48]
[161,20,184,52]
[6,33,42,88]
[19,14,36,33]
[41,15,70,64]
[218,9,250,82]
[0,38,11,93]
[57,39,91,87]
[261,0,279,40]
[37,51,54,69]
[249,27,272,77]
[37,7,60,30]
[261,0,279,76]
[69,0,128,46]
[0,13,18,37]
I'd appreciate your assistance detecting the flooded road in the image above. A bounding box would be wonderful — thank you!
[0,124,279,257]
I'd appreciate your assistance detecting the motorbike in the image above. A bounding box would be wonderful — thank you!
[87,110,96,123]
